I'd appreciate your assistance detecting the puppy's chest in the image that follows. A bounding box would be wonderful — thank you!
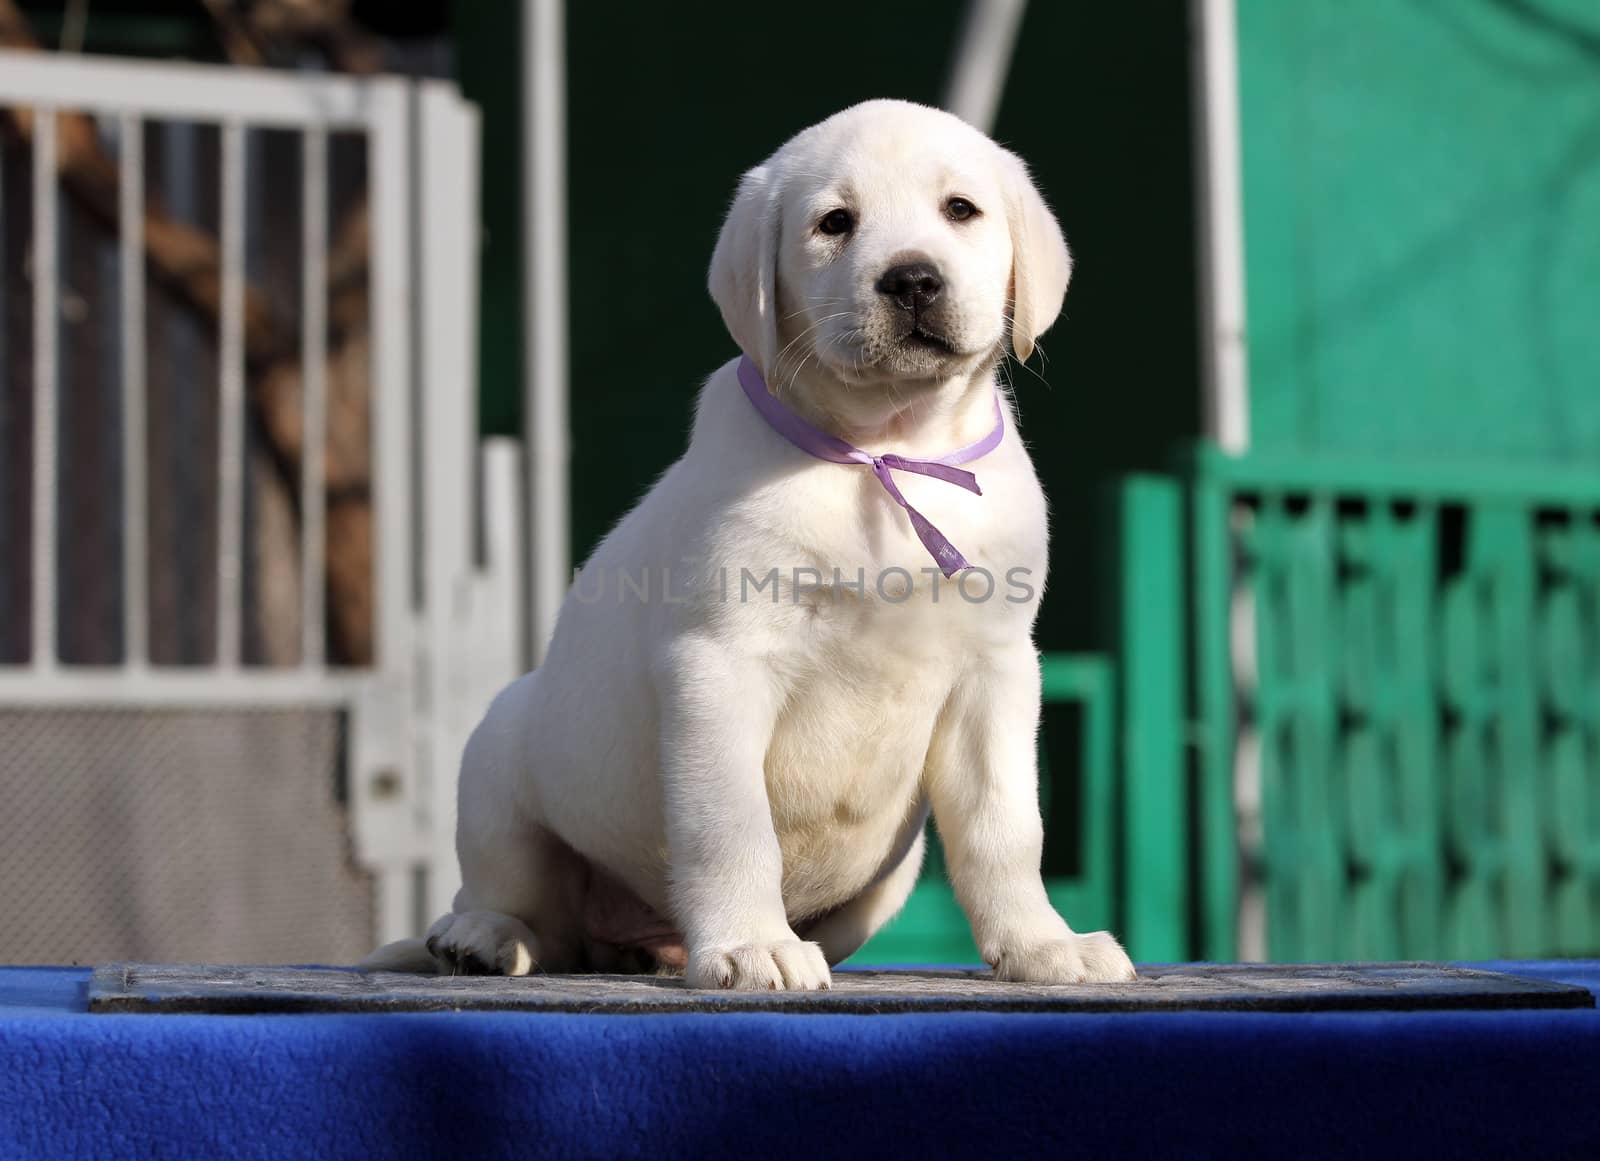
[764,613,956,840]
[755,456,1043,790]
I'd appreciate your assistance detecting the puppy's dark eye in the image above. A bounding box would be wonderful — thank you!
[817,208,855,236]
[945,197,979,222]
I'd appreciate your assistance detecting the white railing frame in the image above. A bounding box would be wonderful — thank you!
[522,0,570,667]
[0,51,522,947]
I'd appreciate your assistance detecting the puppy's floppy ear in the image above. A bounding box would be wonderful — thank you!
[999,148,1072,363]
[708,163,781,377]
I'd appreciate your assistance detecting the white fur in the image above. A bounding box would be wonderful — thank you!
[365,99,1133,989]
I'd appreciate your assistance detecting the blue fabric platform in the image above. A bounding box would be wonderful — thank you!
[2,961,1598,1160]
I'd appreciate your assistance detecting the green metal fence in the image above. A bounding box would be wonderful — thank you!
[1190,448,1600,962]
[855,449,1600,967]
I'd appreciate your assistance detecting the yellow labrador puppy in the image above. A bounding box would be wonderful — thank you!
[366,99,1135,989]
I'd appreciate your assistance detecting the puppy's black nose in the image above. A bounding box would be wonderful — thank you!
[875,262,944,313]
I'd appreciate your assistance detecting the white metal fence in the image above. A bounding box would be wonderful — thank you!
[0,50,520,959]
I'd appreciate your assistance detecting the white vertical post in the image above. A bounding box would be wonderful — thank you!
[374,866,414,953]
[1193,0,1257,959]
[523,0,570,667]
[31,108,58,673]
[360,79,421,943]
[367,82,414,678]
[942,0,1029,133]
[120,113,148,668]
[416,86,482,922]
[300,128,328,670]
[1191,0,1250,453]
[477,439,524,675]
[216,120,246,667]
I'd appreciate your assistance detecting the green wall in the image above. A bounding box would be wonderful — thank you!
[1238,0,1600,463]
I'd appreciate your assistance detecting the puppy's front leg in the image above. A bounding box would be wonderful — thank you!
[657,634,830,991]
[928,644,1136,983]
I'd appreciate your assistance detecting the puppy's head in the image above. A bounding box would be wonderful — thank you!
[708,99,1071,395]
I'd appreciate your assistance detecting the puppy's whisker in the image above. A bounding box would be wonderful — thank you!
[1007,351,1052,390]
[771,327,822,382]
[773,312,855,387]
[776,311,852,360]
[779,298,847,323]
[783,348,819,403]
[886,380,909,417]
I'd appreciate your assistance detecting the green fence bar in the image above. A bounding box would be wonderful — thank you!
[1117,478,1188,962]
[1192,470,1240,961]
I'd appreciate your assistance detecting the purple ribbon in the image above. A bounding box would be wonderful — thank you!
[737,356,1004,577]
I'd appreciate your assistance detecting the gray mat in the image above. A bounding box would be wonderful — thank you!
[89,962,1595,1015]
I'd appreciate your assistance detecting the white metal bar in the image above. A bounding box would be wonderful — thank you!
[430,435,525,921]
[0,50,377,130]
[1192,0,1255,957]
[120,113,149,668]
[479,439,525,653]
[1191,0,1250,452]
[0,669,376,706]
[417,85,484,922]
[523,0,570,667]
[374,865,416,948]
[942,0,1029,133]
[352,82,424,932]
[300,127,328,670]
[31,108,58,673]
[367,79,415,675]
[216,121,246,667]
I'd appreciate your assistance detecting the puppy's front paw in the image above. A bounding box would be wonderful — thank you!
[688,939,831,991]
[994,930,1136,984]
[425,910,539,976]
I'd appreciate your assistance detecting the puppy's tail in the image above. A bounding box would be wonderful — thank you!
[358,937,438,974]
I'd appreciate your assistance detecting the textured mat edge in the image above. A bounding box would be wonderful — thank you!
[88,962,1597,1015]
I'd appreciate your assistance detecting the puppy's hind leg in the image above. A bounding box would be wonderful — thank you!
[424,721,588,976]
[426,812,588,976]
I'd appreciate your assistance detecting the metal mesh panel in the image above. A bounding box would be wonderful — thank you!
[0,706,373,965]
